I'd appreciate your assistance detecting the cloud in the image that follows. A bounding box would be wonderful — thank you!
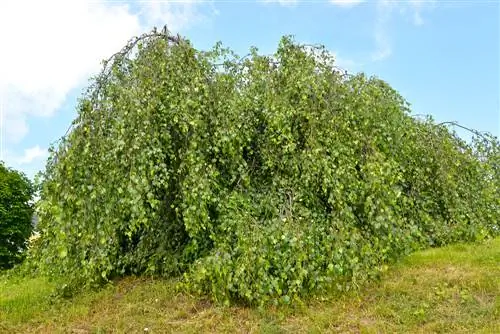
[261,0,298,7]
[328,0,431,62]
[1,145,48,180]
[14,145,48,165]
[0,1,141,144]
[408,0,436,26]
[2,145,47,169]
[369,0,433,62]
[0,0,209,148]
[371,31,392,61]
[330,0,365,8]
[371,0,394,61]
[138,0,210,31]
[0,0,211,175]
[334,53,359,72]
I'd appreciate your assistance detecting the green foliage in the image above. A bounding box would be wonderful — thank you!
[27,29,500,305]
[0,162,34,269]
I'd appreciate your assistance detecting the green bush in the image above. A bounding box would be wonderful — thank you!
[0,162,34,269]
[28,29,499,305]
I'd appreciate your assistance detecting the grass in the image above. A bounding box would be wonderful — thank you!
[1,238,499,333]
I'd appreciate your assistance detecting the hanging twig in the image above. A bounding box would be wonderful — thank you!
[437,121,492,141]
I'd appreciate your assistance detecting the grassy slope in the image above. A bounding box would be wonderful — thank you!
[1,238,499,334]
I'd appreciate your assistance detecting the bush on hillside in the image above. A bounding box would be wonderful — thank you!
[28,29,499,305]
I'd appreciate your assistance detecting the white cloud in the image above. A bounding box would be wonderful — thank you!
[335,53,360,72]
[2,145,47,169]
[369,0,433,62]
[370,0,394,61]
[261,0,298,7]
[0,0,210,173]
[1,145,48,180]
[328,0,432,62]
[0,0,208,147]
[408,0,436,26]
[330,0,365,8]
[14,145,48,165]
[413,12,424,26]
[139,0,209,32]
[371,36,392,61]
[0,1,141,144]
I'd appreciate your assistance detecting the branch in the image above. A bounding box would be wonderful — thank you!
[437,121,492,141]
[60,26,182,141]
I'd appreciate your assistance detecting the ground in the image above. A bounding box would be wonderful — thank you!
[1,238,499,333]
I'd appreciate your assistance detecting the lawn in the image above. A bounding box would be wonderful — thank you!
[1,238,499,333]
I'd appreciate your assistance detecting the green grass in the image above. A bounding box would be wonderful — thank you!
[1,238,499,333]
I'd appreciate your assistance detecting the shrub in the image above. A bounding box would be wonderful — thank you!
[28,29,499,305]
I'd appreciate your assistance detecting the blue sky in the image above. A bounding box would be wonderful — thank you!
[0,0,498,179]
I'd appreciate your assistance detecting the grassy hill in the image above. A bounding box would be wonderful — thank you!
[1,238,499,333]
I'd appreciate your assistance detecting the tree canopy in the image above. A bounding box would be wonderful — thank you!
[29,29,499,306]
[0,162,34,269]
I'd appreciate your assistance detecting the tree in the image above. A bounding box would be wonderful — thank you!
[29,29,499,305]
[0,162,34,269]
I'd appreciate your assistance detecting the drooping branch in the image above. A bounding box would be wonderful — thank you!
[437,121,493,142]
[61,25,182,140]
